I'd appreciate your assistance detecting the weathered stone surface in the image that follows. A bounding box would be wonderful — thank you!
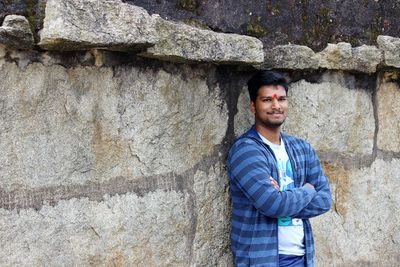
[3,1,400,51]
[351,45,382,73]
[0,15,34,49]
[0,61,228,191]
[0,53,231,265]
[234,85,253,137]
[317,43,381,73]
[377,79,400,153]
[263,45,319,70]
[39,0,158,51]
[377,35,400,68]
[0,191,191,266]
[313,158,400,267]
[284,73,375,156]
[128,0,400,51]
[192,163,232,266]
[263,43,381,73]
[140,16,264,65]
[318,42,353,70]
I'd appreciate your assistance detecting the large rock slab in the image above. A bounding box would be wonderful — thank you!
[377,78,400,153]
[140,17,264,65]
[377,35,400,68]
[0,57,231,265]
[313,158,400,266]
[0,15,34,49]
[0,61,228,191]
[284,73,375,156]
[39,0,158,51]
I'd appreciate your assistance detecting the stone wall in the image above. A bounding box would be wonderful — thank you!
[0,0,399,266]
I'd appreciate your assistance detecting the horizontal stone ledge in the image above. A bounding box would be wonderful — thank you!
[38,0,159,51]
[0,15,34,50]
[38,0,263,66]
[138,16,264,66]
[264,42,383,73]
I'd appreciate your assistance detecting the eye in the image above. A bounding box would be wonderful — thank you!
[278,97,287,101]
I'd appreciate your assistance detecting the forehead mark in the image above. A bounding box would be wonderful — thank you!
[272,94,278,99]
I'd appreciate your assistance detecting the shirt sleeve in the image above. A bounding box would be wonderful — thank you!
[228,140,317,218]
[292,143,332,219]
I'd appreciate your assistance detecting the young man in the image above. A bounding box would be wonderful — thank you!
[227,71,332,267]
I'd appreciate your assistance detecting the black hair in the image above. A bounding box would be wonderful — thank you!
[247,71,289,102]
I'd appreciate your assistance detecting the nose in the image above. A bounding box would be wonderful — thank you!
[271,98,280,109]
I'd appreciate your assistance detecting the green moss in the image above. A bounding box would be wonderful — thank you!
[182,18,210,30]
[177,0,198,12]
[24,0,46,43]
[266,1,281,16]
[300,6,334,49]
[25,0,38,42]
[246,16,268,38]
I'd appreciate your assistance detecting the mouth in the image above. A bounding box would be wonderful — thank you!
[267,112,284,119]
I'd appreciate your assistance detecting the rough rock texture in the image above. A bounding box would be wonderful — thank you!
[377,78,400,153]
[39,0,158,51]
[124,0,400,51]
[351,45,383,73]
[318,42,354,70]
[313,159,400,267]
[264,43,382,73]
[3,0,400,51]
[140,17,264,65]
[263,45,319,70]
[377,35,400,68]
[284,74,375,156]
[0,191,191,266]
[0,15,34,49]
[0,61,227,190]
[0,57,231,265]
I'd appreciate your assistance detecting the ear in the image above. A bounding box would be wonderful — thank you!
[250,101,256,114]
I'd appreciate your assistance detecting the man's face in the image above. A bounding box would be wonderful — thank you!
[250,85,288,129]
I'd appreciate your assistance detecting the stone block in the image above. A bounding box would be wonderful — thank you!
[284,73,375,156]
[140,17,264,66]
[262,43,381,73]
[39,0,158,51]
[263,44,319,70]
[0,62,228,191]
[313,159,400,266]
[377,79,400,152]
[351,45,382,73]
[0,15,34,49]
[318,42,353,70]
[377,35,400,68]
[0,191,191,266]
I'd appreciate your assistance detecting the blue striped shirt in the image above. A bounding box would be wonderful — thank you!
[228,126,332,266]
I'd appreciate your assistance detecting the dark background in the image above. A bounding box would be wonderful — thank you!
[1,0,399,50]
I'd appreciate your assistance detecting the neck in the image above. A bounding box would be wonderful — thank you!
[255,124,281,144]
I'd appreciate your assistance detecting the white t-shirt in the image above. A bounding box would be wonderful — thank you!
[258,133,305,256]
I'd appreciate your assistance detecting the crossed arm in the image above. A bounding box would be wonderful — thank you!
[269,145,332,219]
[229,141,332,219]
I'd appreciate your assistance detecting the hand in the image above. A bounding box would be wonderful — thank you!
[269,176,280,190]
[304,183,314,190]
